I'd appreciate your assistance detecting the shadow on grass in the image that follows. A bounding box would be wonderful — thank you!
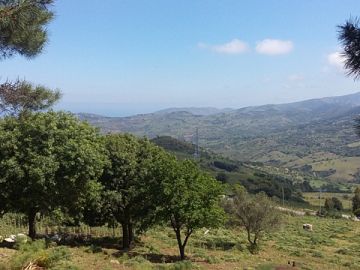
[113,250,182,263]
[2,234,185,263]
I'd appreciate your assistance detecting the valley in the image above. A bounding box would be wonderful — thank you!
[79,92,360,184]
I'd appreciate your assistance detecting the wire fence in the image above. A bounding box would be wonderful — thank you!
[0,213,121,239]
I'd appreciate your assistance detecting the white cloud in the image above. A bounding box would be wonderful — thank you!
[327,52,345,70]
[256,39,294,55]
[198,39,249,54]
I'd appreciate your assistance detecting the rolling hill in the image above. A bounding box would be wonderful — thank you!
[78,92,360,183]
[150,136,312,203]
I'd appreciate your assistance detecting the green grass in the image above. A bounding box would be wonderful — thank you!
[2,214,360,269]
[303,192,353,210]
[0,240,78,270]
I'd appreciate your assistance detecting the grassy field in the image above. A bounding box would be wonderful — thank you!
[285,152,360,183]
[303,192,353,211]
[1,215,360,270]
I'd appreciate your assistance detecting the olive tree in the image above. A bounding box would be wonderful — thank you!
[0,111,107,239]
[224,185,282,253]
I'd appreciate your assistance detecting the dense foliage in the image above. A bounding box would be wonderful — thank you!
[98,134,169,249]
[0,112,107,238]
[156,159,225,259]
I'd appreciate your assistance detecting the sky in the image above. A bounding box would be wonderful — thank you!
[1,0,360,116]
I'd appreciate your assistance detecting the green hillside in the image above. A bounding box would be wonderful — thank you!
[150,136,352,204]
[79,93,360,183]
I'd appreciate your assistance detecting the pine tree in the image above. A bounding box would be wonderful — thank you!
[0,1,59,116]
[0,0,54,59]
[338,17,360,80]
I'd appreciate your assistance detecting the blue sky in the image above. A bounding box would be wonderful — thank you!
[1,0,360,116]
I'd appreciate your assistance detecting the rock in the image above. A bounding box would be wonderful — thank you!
[4,238,15,243]
[110,259,120,265]
[15,233,28,243]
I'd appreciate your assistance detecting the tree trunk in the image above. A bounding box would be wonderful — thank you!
[121,222,130,249]
[128,222,133,245]
[247,229,253,245]
[28,210,37,240]
[175,228,186,260]
[179,245,185,260]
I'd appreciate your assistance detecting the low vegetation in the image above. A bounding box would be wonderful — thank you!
[1,214,360,269]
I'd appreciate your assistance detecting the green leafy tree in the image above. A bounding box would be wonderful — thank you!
[0,111,107,239]
[157,159,225,260]
[324,197,343,211]
[0,80,61,116]
[0,0,54,59]
[352,187,360,214]
[100,134,167,249]
[224,185,282,253]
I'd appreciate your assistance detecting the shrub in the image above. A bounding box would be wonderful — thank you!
[353,208,360,217]
[154,261,196,270]
[85,244,102,253]
[124,256,152,270]
[213,160,238,172]
[324,197,343,211]
[8,240,75,270]
[311,250,324,258]
[336,248,350,255]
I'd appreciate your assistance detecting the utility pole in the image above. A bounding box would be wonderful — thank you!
[194,127,200,160]
[319,188,322,215]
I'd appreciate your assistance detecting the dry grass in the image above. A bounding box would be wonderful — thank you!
[1,215,360,269]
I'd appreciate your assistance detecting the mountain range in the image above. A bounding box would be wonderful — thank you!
[78,92,360,183]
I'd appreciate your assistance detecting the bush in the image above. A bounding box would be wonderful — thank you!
[311,251,324,258]
[353,208,360,217]
[8,240,76,270]
[213,160,238,172]
[124,256,152,270]
[85,244,102,253]
[324,197,343,211]
[154,261,196,270]
[336,248,350,255]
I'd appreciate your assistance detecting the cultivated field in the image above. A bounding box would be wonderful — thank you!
[303,192,353,211]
